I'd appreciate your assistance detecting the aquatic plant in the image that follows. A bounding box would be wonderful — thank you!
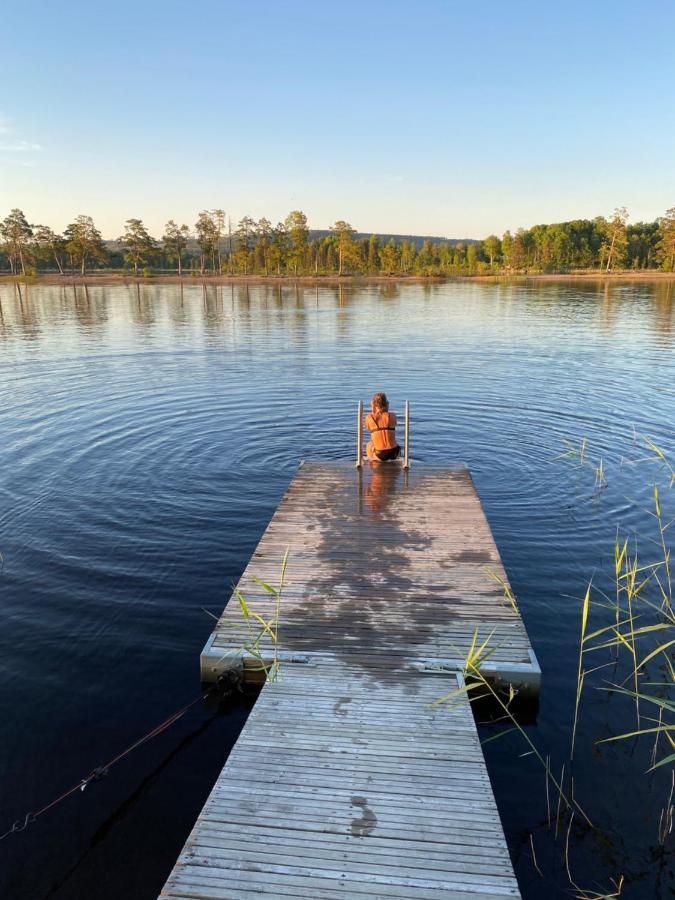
[429,628,632,899]
[578,446,674,765]
[433,631,591,826]
[640,437,675,488]
[483,566,519,613]
[595,459,605,486]
[205,548,288,682]
[556,436,608,496]
[555,437,588,466]
[570,582,591,760]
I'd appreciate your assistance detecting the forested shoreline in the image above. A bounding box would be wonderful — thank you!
[2,206,675,278]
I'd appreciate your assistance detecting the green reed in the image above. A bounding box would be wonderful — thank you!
[429,628,636,899]
[206,548,289,682]
[556,435,608,497]
[563,433,674,889]
[432,632,576,813]
[484,566,519,613]
[583,442,674,766]
[556,437,588,466]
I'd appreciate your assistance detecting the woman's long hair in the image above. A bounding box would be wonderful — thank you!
[372,392,389,412]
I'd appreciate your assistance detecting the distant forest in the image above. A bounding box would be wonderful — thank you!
[2,206,674,277]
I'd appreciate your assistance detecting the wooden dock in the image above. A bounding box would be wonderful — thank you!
[160,462,539,899]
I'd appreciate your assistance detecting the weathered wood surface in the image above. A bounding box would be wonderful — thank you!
[160,661,521,899]
[160,461,536,899]
[201,462,539,689]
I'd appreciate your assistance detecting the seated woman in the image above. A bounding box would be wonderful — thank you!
[365,391,401,461]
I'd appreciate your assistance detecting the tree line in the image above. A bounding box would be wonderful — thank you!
[2,206,674,277]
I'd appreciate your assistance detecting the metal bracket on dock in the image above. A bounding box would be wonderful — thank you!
[415,649,541,698]
[200,635,314,682]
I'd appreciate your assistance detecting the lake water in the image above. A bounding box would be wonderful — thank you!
[0,279,674,899]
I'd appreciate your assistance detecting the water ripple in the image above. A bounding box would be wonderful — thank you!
[0,280,673,899]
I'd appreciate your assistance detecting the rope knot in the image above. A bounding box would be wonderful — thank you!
[80,766,109,791]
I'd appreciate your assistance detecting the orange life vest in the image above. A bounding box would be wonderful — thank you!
[366,411,398,451]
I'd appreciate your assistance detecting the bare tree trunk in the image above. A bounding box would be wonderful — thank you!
[606,234,616,271]
[19,248,26,276]
[228,220,233,275]
[54,252,64,275]
[178,253,182,276]
[81,255,86,276]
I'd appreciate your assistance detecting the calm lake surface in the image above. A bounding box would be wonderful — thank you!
[1,279,674,899]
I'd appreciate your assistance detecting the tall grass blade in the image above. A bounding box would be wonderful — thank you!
[571,582,592,759]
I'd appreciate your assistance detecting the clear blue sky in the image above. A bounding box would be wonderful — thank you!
[2,0,674,239]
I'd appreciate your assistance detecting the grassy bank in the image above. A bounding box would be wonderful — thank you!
[3,270,675,287]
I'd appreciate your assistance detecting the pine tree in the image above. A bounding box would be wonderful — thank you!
[602,207,629,271]
[284,211,309,276]
[256,218,272,275]
[270,222,288,275]
[212,209,226,273]
[235,217,256,275]
[1,208,33,275]
[195,211,218,274]
[163,220,190,275]
[329,220,358,275]
[121,218,156,274]
[33,225,66,274]
[64,215,106,275]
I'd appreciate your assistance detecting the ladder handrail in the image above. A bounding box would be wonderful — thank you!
[356,400,363,468]
[404,400,410,469]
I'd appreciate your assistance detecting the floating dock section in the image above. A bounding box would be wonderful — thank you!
[161,462,539,899]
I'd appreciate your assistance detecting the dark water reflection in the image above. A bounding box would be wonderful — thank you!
[0,280,674,898]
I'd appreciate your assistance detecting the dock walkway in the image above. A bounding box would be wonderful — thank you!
[160,462,539,899]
